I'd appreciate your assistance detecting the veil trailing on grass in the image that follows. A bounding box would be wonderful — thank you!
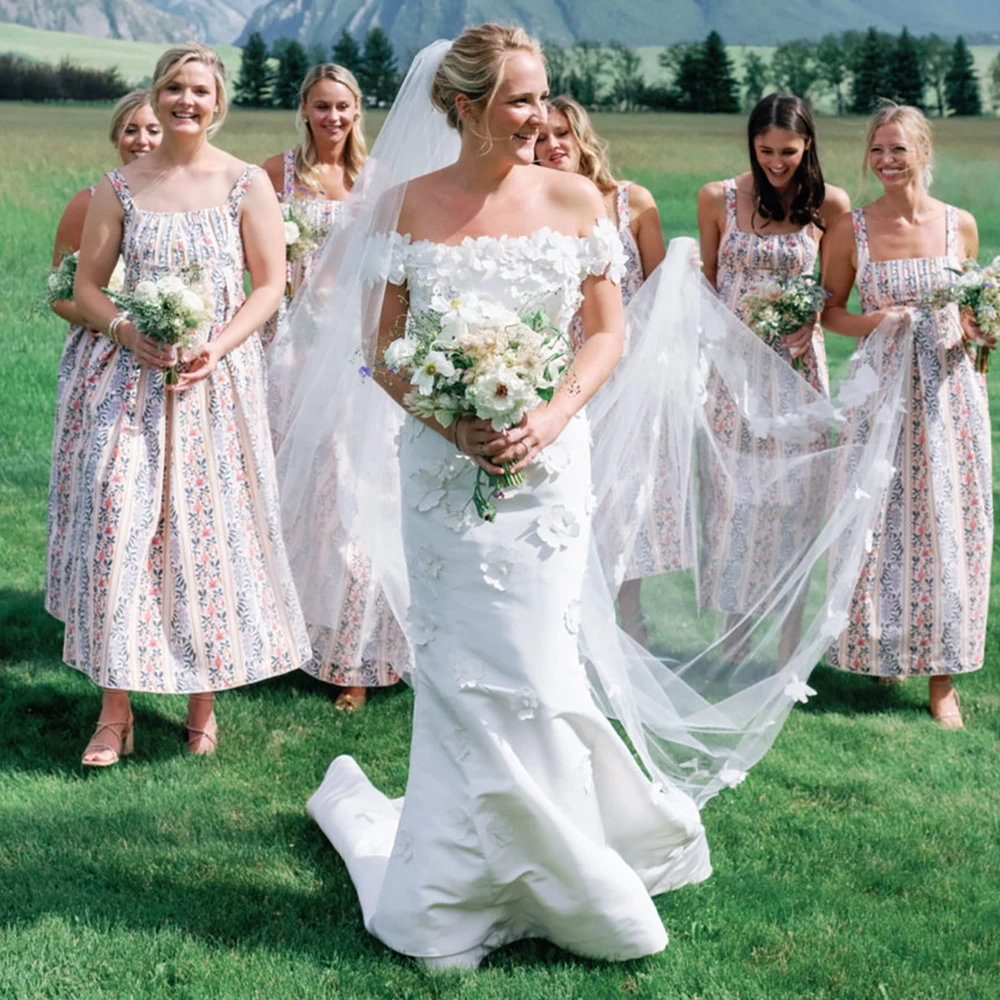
[272,39,912,808]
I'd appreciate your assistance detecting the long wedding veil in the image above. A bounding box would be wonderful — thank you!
[273,40,912,809]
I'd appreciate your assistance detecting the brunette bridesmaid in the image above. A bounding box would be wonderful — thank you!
[821,103,992,728]
[70,43,310,765]
[46,91,161,622]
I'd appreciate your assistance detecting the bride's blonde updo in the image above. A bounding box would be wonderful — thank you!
[431,23,542,133]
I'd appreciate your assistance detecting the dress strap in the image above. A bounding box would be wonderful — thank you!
[722,179,738,232]
[226,165,263,220]
[283,149,296,200]
[944,205,959,259]
[106,169,135,216]
[851,208,870,272]
[616,184,631,235]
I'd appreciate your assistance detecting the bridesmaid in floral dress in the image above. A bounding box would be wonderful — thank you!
[263,66,405,712]
[697,93,849,659]
[821,103,993,728]
[260,64,365,351]
[535,95,671,643]
[70,43,310,765]
[46,91,161,622]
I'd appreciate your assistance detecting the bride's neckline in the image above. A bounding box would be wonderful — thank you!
[398,223,603,251]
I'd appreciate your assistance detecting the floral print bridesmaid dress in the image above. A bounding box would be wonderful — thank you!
[61,166,311,692]
[700,178,830,612]
[828,206,992,676]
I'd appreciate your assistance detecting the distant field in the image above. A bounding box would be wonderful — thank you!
[0,22,241,84]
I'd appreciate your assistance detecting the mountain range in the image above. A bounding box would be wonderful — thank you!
[1,0,998,49]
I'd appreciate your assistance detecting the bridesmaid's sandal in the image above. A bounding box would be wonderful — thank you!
[335,689,367,713]
[929,682,964,730]
[81,715,134,768]
[185,695,218,755]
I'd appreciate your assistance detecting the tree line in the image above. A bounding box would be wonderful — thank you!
[235,28,400,108]
[0,54,128,102]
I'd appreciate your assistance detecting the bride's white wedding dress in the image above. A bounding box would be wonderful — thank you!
[307,221,711,966]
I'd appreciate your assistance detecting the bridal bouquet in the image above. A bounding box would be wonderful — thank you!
[47,250,78,303]
[104,269,211,384]
[743,275,828,371]
[384,294,570,521]
[931,257,1000,374]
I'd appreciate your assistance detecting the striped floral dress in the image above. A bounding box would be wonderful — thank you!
[260,150,345,350]
[46,185,101,622]
[61,165,311,692]
[700,178,830,612]
[827,206,992,676]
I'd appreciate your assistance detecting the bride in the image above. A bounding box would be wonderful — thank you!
[274,24,912,970]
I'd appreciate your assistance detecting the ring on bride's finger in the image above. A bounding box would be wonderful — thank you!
[478,443,485,457]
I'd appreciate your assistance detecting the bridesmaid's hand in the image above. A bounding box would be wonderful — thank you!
[170,341,222,392]
[118,321,179,370]
[491,406,571,474]
[783,317,818,360]
[959,307,996,350]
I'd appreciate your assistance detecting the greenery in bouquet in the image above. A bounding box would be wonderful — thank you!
[743,274,828,371]
[281,204,327,264]
[47,250,78,303]
[383,294,570,521]
[104,268,212,385]
[932,257,1000,374]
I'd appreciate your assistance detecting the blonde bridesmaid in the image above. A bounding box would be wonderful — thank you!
[821,103,992,728]
[259,64,366,350]
[70,42,310,765]
[46,91,161,622]
[535,95,671,644]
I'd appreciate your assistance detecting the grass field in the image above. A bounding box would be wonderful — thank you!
[1,105,1000,999]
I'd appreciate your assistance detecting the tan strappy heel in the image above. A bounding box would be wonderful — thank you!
[930,678,964,730]
[185,694,218,755]
[81,714,134,767]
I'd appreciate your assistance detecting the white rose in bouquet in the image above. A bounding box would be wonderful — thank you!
[134,280,159,305]
[384,337,417,370]
[284,220,301,246]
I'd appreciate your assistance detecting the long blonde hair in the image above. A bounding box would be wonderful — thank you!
[862,100,934,189]
[546,95,618,192]
[295,64,367,193]
[430,23,542,138]
[108,89,153,143]
[151,42,228,138]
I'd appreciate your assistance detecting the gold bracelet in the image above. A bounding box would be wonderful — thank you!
[452,416,463,449]
[106,312,127,345]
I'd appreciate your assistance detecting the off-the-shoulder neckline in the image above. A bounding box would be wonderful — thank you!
[391,220,613,251]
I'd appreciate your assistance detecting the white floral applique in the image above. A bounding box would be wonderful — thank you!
[392,830,414,863]
[837,363,879,407]
[446,807,476,840]
[455,659,484,691]
[480,547,520,591]
[536,505,581,550]
[486,815,516,849]
[820,605,850,640]
[444,503,477,535]
[444,726,473,762]
[406,605,436,645]
[514,687,538,721]
[405,469,448,512]
[719,765,748,789]
[535,443,570,479]
[783,675,817,704]
[564,599,581,635]
[415,547,444,581]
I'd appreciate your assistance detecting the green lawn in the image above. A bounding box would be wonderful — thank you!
[1,105,999,999]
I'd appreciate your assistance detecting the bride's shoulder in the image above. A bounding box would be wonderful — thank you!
[534,167,606,232]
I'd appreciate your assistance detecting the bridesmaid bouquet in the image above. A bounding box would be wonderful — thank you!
[104,269,212,385]
[932,257,1000,374]
[743,275,828,371]
[281,204,327,296]
[384,295,570,521]
[47,250,78,303]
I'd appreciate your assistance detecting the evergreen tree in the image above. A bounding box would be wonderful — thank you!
[989,51,1000,114]
[308,43,327,67]
[889,27,924,107]
[945,36,981,115]
[669,44,707,111]
[742,51,769,111]
[607,41,644,110]
[771,40,819,102]
[815,34,846,115]
[234,31,272,107]
[273,38,310,108]
[543,43,572,96]
[849,27,891,115]
[567,41,607,106]
[332,29,363,78]
[361,27,399,105]
[699,31,739,112]
[921,34,952,116]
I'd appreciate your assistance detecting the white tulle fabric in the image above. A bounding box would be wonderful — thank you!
[273,40,914,966]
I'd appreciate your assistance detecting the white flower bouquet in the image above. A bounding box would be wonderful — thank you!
[384,293,570,521]
[104,269,212,384]
[47,250,78,303]
[932,257,1000,374]
[743,275,828,371]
